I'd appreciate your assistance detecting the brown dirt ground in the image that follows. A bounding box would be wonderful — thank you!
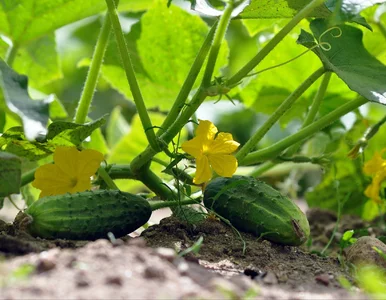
[0,205,378,299]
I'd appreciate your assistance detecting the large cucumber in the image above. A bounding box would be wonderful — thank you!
[203,176,310,246]
[20,190,152,240]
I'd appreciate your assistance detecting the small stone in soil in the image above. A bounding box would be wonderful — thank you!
[143,266,165,280]
[155,247,176,262]
[177,261,190,276]
[75,271,90,288]
[128,237,147,248]
[315,274,330,286]
[263,272,278,285]
[36,257,56,273]
[105,276,123,286]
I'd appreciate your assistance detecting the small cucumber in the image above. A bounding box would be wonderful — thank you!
[22,190,152,240]
[203,176,310,246]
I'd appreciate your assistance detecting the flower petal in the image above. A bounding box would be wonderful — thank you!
[196,120,217,141]
[32,164,72,190]
[364,180,382,204]
[77,149,104,177]
[208,154,238,177]
[71,178,92,193]
[193,155,212,184]
[363,151,386,175]
[208,133,240,155]
[181,137,204,158]
[54,146,81,177]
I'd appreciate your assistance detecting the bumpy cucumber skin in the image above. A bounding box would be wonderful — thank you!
[203,176,310,246]
[25,190,152,240]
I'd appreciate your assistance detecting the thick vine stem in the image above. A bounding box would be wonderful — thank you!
[236,67,325,162]
[136,168,176,200]
[202,1,235,87]
[241,97,369,165]
[74,7,116,124]
[149,198,201,211]
[227,0,326,86]
[105,0,160,152]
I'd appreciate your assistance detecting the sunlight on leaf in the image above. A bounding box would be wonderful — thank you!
[0,59,51,140]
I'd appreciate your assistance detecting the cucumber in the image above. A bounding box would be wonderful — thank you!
[21,190,152,240]
[203,176,310,246]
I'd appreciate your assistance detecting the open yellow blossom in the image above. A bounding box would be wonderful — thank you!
[32,146,104,198]
[363,149,386,204]
[181,120,240,184]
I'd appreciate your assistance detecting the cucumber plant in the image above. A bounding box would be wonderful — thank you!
[0,0,386,244]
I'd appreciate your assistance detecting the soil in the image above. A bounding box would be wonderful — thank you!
[0,206,380,299]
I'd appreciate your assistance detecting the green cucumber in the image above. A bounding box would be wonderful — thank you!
[203,176,310,246]
[21,190,152,240]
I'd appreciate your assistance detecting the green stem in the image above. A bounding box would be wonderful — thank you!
[248,161,275,177]
[202,2,234,87]
[149,198,200,211]
[98,166,119,189]
[236,67,325,162]
[106,164,136,180]
[136,168,176,200]
[227,0,325,86]
[241,97,368,165]
[21,166,40,186]
[74,11,114,124]
[131,4,235,173]
[5,43,18,66]
[105,0,159,152]
[159,21,218,134]
[285,71,332,156]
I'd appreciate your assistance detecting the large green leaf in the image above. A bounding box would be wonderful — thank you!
[13,34,62,88]
[298,19,386,104]
[0,59,50,140]
[102,1,228,111]
[0,0,106,45]
[0,151,21,197]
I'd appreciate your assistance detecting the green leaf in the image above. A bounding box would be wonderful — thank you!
[0,117,106,161]
[326,0,386,30]
[0,127,55,160]
[239,0,331,19]
[0,38,8,58]
[0,0,107,45]
[299,19,386,104]
[102,1,228,111]
[0,59,50,140]
[13,34,62,88]
[0,151,21,197]
[47,116,107,146]
[83,128,109,154]
[106,106,130,148]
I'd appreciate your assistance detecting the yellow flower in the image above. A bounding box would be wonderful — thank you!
[32,146,104,198]
[181,120,240,184]
[363,149,386,204]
